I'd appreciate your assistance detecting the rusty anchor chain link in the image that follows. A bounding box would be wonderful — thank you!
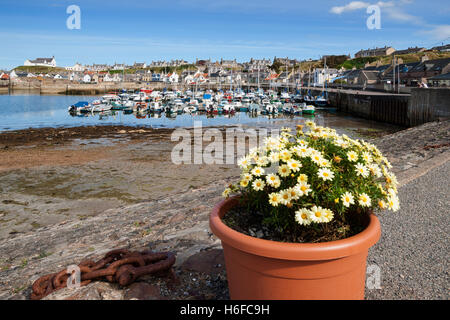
[31,249,176,300]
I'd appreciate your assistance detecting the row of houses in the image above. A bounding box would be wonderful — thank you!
[7,55,450,88]
[335,57,450,88]
[354,44,450,58]
[21,56,299,74]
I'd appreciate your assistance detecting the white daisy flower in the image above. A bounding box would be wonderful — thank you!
[266,174,281,188]
[322,208,334,223]
[238,156,252,169]
[358,193,372,207]
[295,208,312,226]
[387,194,400,212]
[256,156,269,167]
[240,179,249,188]
[269,152,280,163]
[341,192,355,208]
[287,159,302,172]
[297,182,312,196]
[251,166,265,177]
[347,151,359,162]
[310,206,326,223]
[295,145,310,158]
[317,168,335,181]
[288,187,301,201]
[362,152,373,164]
[355,163,370,178]
[268,193,281,207]
[222,188,232,198]
[279,189,292,205]
[252,179,265,191]
[368,163,382,178]
[278,165,291,177]
[279,149,292,162]
[320,158,331,168]
[297,174,308,184]
[310,152,323,166]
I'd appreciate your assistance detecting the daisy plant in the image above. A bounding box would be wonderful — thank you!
[223,122,400,238]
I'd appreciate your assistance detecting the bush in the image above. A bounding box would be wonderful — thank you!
[223,122,399,241]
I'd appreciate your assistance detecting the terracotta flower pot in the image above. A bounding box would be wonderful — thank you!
[209,197,381,300]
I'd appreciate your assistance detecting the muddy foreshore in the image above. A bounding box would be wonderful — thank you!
[0,120,448,300]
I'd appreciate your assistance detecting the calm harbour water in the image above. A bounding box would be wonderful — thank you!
[0,94,399,133]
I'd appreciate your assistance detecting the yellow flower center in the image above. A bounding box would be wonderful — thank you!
[301,186,307,192]
[323,172,329,177]
[301,214,307,219]
[315,211,322,217]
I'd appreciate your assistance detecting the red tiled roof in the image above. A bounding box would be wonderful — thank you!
[265,73,280,80]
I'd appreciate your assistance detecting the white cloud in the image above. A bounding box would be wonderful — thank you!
[330,1,395,14]
[383,6,422,24]
[330,1,370,14]
[420,25,450,40]
[330,1,424,25]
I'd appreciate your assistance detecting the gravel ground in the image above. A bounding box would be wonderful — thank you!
[366,160,450,300]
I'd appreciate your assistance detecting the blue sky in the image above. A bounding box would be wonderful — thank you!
[0,0,449,69]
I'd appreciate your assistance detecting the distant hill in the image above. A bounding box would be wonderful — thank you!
[14,66,67,74]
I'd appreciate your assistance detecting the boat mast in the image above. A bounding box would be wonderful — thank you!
[393,55,396,93]
[257,65,260,92]
[230,66,233,92]
[323,57,326,98]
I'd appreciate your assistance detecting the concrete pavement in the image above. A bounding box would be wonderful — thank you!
[366,159,449,299]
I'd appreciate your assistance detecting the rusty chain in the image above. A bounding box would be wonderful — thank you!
[31,248,176,300]
[423,143,450,150]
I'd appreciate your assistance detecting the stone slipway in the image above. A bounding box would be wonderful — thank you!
[0,120,448,300]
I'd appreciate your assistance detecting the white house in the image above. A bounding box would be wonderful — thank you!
[83,74,92,83]
[184,74,194,84]
[10,70,18,79]
[65,63,85,72]
[24,57,57,67]
[313,68,339,86]
[191,71,208,84]
[27,73,36,78]
[103,73,121,82]
[69,73,81,81]
[54,74,63,79]
[113,63,126,70]
[168,72,179,83]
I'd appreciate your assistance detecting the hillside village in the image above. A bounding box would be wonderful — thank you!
[1,44,450,92]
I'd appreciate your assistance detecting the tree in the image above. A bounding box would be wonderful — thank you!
[269,61,283,74]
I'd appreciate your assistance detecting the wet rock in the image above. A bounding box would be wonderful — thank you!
[43,282,123,300]
[180,249,225,275]
[124,282,163,300]
[168,213,186,224]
